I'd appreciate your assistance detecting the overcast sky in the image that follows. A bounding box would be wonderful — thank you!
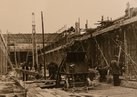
[0,0,137,33]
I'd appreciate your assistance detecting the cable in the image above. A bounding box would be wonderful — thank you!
[111,38,137,66]
[111,38,137,79]
[94,37,109,67]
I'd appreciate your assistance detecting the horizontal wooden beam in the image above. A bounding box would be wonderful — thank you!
[92,16,137,37]
[15,68,39,76]
[24,80,56,84]
[42,34,91,55]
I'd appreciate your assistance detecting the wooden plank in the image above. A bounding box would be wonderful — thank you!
[78,34,91,41]
[48,89,70,97]
[15,68,39,76]
[92,24,118,36]
[24,80,56,84]
[45,45,64,54]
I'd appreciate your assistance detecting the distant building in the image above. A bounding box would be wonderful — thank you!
[4,33,58,65]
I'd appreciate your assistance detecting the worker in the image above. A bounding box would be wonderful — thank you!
[88,68,97,81]
[21,62,29,81]
[47,62,58,80]
[97,64,108,82]
[110,58,121,86]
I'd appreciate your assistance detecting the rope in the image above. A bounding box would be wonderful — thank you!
[127,55,137,76]
[117,46,122,66]
[94,37,109,67]
[111,38,137,79]
[56,55,67,87]
[128,61,137,79]
[111,38,137,66]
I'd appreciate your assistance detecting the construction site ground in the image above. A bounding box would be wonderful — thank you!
[0,75,26,97]
[26,80,137,97]
[1,75,137,97]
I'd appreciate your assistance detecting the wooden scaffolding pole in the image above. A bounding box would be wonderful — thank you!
[124,28,128,78]
[41,11,46,79]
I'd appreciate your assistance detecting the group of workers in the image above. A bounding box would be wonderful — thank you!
[96,57,125,86]
[21,56,124,86]
[47,58,124,86]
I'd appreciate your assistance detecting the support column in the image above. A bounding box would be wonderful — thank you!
[124,28,128,79]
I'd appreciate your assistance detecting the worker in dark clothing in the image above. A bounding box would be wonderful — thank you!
[21,62,29,81]
[110,59,121,86]
[97,64,108,82]
[47,62,58,80]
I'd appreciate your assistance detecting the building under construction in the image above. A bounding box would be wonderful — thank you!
[38,6,137,81]
[2,4,137,82]
[1,4,137,97]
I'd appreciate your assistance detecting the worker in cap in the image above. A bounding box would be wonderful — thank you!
[110,57,121,86]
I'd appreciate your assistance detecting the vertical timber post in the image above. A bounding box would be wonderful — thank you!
[14,42,17,68]
[41,11,46,79]
[124,28,128,79]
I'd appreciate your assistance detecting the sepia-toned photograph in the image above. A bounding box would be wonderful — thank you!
[0,0,137,97]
